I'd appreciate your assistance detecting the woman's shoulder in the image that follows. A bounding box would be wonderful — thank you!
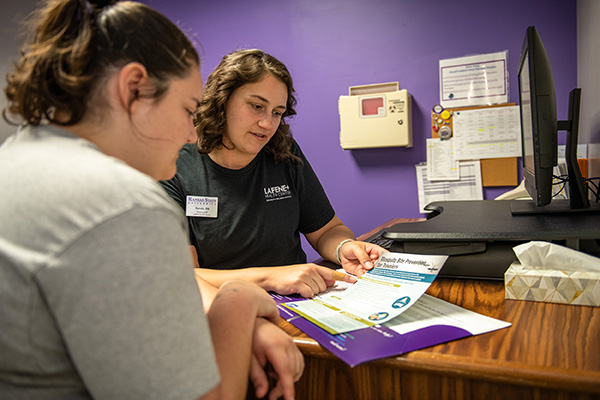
[175,143,207,168]
[289,138,302,154]
[70,146,179,217]
[177,143,203,161]
[268,137,305,163]
[1,125,185,253]
[288,138,309,165]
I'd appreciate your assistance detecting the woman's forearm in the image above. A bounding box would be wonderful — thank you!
[306,216,356,263]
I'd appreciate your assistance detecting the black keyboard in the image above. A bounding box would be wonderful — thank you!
[366,234,393,250]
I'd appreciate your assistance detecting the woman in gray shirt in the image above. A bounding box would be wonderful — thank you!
[0,1,302,399]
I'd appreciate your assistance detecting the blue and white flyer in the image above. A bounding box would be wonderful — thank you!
[282,252,448,335]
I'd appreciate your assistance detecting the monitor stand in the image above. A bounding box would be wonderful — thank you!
[510,199,600,215]
[375,200,600,280]
[512,88,592,215]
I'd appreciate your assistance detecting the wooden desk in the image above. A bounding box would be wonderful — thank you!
[279,219,600,400]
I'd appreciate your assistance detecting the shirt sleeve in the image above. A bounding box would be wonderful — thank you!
[293,143,336,234]
[159,174,186,211]
[159,175,198,246]
[34,207,219,400]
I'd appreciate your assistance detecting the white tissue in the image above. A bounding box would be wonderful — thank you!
[513,241,600,272]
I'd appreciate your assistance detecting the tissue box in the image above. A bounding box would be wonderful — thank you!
[505,262,600,307]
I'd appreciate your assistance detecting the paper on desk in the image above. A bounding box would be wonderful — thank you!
[282,252,448,334]
[513,241,600,272]
[273,289,511,367]
[385,293,511,335]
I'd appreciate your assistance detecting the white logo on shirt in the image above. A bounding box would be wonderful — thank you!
[264,184,292,202]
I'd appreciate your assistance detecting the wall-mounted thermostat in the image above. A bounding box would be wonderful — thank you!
[339,82,412,150]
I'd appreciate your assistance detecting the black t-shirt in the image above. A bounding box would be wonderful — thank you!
[160,141,335,269]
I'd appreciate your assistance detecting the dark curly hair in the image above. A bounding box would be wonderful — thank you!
[196,49,301,165]
[3,0,199,126]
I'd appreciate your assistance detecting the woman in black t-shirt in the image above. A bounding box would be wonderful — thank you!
[161,49,386,298]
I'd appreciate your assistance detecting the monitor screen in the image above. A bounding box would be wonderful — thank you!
[517,26,557,207]
[513,26,591,214]
[519,51,534,184]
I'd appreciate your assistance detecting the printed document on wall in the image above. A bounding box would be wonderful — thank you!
[426,138,459,181]
[439,51,509,108]
[415,161,483,213]
[453,105,522,160]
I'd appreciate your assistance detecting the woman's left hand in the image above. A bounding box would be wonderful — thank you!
[338,240,387,276]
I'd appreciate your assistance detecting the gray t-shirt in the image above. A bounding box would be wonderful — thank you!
[0,125,219,399]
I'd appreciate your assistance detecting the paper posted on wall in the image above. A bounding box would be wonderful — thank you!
[282,252,448,335]
[415,161,483,214]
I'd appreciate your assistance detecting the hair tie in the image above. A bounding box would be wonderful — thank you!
[76,0,94,22]
[88,0,117,12]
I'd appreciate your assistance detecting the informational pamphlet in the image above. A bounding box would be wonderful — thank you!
[282,252,448,334]
[274,291,511,367]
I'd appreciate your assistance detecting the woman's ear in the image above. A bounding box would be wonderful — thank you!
[117,62,149,112]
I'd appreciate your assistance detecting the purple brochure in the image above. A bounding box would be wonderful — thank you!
[272,293,472,367]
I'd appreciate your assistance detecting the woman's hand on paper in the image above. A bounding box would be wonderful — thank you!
[262,264,356,298]
[339,240,387,276]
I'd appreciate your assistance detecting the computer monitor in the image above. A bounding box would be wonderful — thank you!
[511,26,591,215]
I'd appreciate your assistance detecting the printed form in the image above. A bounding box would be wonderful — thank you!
[427,138,460,181]
[453,106,522,160]
[415,161,483,214]
[283,252,448,334]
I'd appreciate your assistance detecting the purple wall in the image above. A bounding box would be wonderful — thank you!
[146,0,577,261]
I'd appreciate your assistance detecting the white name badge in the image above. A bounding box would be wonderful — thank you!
[185,196,218,218]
